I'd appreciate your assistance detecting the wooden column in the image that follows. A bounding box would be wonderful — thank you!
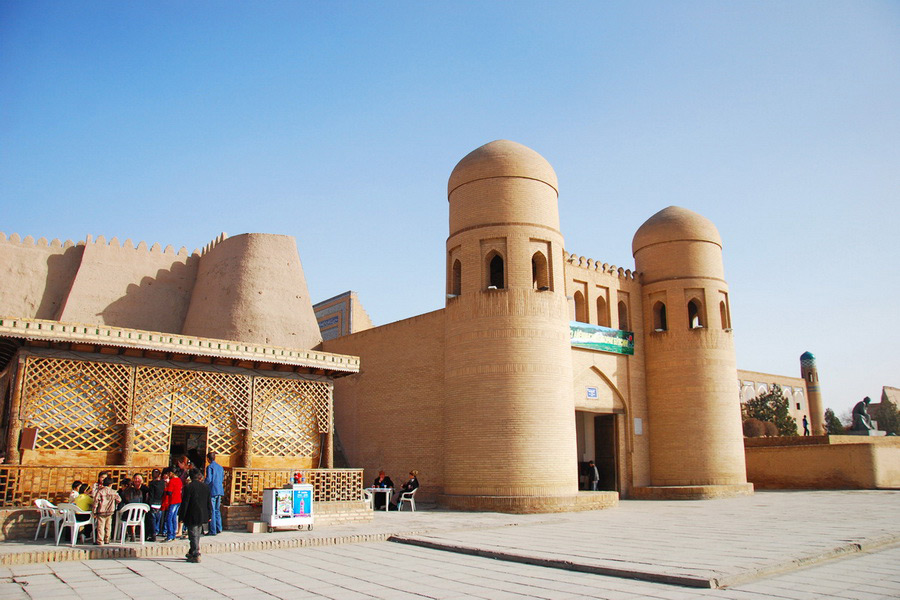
[323,427,334,469]
[324,386,334,468]
[4,357,26,465]
[240,428,253,468]
[121,423,135,466]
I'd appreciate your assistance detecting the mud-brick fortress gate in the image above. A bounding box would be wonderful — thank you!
[7,138,886,530]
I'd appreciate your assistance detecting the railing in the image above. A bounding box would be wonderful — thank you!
[0,466,364,508]
[228,468,364,504]
[0,466,133,507]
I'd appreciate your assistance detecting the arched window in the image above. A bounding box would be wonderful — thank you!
[596,296,609,327]
[487,253,504,289]
[688,299,704,329]
[617,301,629,330]
[532,252,549,290]
[573,291,587,323]
[451,260,461,296]
[719,301,730,329]
[653,301,667,331]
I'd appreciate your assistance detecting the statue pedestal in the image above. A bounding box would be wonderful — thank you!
[845,430,887,436]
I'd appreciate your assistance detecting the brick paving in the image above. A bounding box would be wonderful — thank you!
[0,490,898,599]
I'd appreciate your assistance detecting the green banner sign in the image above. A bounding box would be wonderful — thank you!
[570,322,635,355]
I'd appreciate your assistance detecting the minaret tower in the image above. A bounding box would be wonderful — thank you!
[441,140,579,512]
[632,206,752,498]
[800,351,824,435]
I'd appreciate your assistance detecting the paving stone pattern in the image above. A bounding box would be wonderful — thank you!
[0,490,898,599]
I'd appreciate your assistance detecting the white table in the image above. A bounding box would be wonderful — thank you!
[366,487,393,511]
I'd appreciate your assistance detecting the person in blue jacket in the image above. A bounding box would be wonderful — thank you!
[205,451,225,535]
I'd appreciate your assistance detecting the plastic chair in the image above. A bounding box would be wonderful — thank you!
[55,503,94,546]
[116,503,150,545]
[362,489,374,510]
[398,488,418,511]
[33,499,62,540]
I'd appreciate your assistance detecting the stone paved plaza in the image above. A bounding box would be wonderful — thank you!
[1,490,898,599]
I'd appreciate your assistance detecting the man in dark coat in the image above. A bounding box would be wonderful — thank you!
[179,467,210,563]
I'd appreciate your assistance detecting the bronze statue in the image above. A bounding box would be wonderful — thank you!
[850,397,874,431]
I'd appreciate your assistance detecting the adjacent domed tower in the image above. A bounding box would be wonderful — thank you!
[441,140,579,511]
[632,206,752,498]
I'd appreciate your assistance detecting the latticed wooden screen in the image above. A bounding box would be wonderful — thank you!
[229,468,362,504]
[251,377,331,458]
[132,366,246,456]
[13,354,333,468]
[20,357,132,452]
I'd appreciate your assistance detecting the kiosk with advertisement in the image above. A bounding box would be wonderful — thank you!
[261,483,314,531]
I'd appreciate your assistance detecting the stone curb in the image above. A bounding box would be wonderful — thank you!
[389,532,900,589]
[0,532,400,565]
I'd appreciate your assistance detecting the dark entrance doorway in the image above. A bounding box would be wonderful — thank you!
[593,414,618,492]
[170,425,208,470]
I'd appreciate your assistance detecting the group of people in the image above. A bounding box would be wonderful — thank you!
[65,451,225,563]
[371,469,419,510]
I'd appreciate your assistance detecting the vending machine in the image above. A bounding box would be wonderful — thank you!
[261,483,314,531]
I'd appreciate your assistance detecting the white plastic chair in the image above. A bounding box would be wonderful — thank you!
[55,503,94,546]
[398,487,418,511]
[33,499,62,540]
[115,503,150,545]
[362,489,374,511]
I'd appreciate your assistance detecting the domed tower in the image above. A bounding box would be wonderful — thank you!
[632,206,752,498]
[800,351,824,435]
[441,140,579,512]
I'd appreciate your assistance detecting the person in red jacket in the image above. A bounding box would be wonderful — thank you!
[160,467,183,542]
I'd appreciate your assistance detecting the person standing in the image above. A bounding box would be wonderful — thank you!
[179,467,210,563]
[587,460,601,491]
[160,467,182,542]
[92,477,120,545]
[146,468,165,542]
[205,451,224,536]
[802,415,810,436]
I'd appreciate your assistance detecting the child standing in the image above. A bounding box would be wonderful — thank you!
[160,467,183,542]
[92,477,120,545]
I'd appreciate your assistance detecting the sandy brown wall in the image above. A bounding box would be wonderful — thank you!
[322,310,445,498]
[0,235,84,320]
[746,438,900,489]
[59,238,198,333]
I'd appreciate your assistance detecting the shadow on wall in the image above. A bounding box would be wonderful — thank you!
[37,246,85,320]
[98,259,199,334]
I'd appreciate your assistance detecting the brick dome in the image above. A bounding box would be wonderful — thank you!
[632,206,722,255]
[448,140,558,196]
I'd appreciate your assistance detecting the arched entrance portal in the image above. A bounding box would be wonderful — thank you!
[575,411,620,491]
[573,365,629,493]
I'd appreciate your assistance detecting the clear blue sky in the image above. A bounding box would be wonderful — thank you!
[2,1,898,418]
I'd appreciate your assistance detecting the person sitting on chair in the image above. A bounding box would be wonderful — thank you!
[372,470,393,510]
[389,470,419,511]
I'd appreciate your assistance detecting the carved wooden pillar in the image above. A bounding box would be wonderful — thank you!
[323,385,334,468]
[240,429,253,468]
[323,427,334,469]
[121,423,135,466]
[4,357,26,465]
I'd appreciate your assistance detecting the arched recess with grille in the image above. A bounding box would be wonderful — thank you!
[20,357,131,452]
[132,366,247,457]
[251,376,333,467]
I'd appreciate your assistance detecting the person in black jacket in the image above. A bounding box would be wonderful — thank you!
[389,470,419,510]
[146,468,165,542]
[179,467,210,563]
[371,470,393,510]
